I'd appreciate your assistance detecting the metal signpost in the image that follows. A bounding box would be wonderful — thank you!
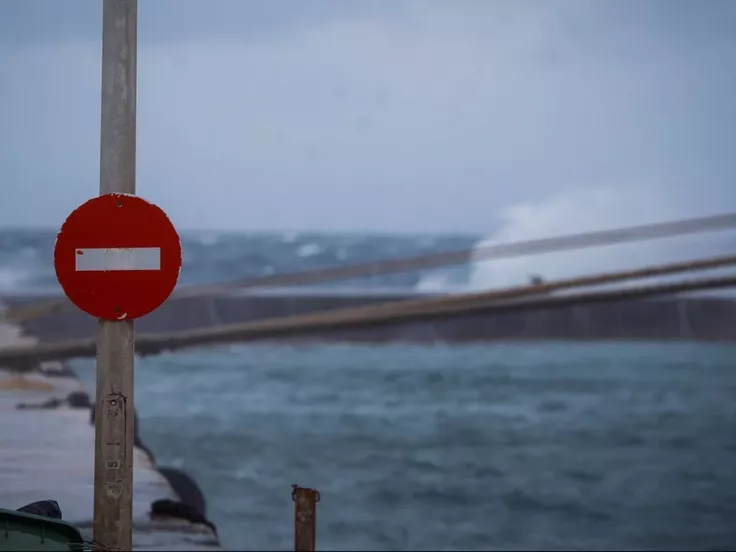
[93,1,138,547]
[52,1,181,549]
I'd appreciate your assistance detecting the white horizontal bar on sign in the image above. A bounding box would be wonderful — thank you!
[75,247,161,271]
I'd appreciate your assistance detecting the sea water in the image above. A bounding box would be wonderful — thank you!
[3,229,736,550]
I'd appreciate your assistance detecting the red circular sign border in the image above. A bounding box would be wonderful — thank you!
[54,193,182,321]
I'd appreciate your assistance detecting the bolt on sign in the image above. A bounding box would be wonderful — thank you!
[54,193,182,320]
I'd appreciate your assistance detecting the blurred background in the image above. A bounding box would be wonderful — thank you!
[2,0,736,549]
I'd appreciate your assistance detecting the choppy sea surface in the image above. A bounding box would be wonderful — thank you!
[2,230,736,550]
[0,228,477,294]
[69,342,736,551]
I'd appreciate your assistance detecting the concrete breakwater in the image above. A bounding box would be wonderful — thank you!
[0,303,221,551]
[3,290,736,344]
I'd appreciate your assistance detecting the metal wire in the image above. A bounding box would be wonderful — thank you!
[1,259,735,365]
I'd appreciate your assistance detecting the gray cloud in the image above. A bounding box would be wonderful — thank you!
[1,0,736,233]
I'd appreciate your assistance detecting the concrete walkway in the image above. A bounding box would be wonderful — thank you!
[0,305,221,550]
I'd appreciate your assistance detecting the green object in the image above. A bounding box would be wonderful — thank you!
[0,508,87,551]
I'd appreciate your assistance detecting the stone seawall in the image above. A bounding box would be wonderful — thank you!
[4,291,736,343]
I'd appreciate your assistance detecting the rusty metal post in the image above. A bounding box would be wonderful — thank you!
[293,484,320,552]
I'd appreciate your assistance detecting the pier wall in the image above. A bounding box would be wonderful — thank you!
[4,292,736,344]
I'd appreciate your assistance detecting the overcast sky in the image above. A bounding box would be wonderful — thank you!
[1,0,736,233]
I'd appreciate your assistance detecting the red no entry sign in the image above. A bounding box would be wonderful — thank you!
[54,193,182,321]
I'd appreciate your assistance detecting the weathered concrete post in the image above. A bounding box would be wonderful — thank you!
[94,0,137,549]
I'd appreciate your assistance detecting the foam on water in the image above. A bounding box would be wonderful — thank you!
[2,198,733,298]
[281,232,299,244]
[415,271,458,293]
[0,266,29,293]
[460,188,736,296]
[184,230,225,247]
[296,243,322,258]
[0,229,477,293]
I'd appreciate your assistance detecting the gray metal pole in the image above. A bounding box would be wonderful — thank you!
[94,0,137,549]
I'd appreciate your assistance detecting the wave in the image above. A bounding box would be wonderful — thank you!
[6,191,728,299]
[455,188,736,295]
[182,230,224,247]
[0,266,30,293]
[0,230,476,293]
[296,243,323,258]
